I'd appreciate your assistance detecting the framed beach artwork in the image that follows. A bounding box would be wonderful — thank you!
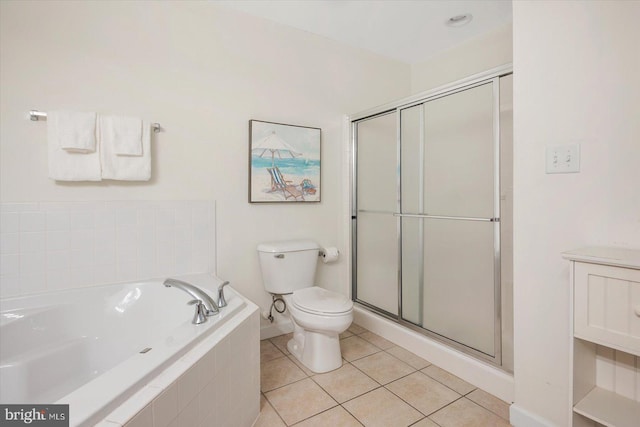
[249,120,321,203]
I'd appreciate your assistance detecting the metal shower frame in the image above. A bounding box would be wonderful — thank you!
[349,64,513,367]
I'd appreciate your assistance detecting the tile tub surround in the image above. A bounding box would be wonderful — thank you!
[257,324,512,427]
[103,303,260,427]
[0,200,215,298]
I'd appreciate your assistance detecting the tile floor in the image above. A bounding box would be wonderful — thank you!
[256,323,512,427]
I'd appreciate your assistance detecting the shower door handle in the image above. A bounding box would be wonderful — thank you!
[393,213,499,222]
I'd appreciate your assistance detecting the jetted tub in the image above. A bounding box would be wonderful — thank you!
[0,273,260,426]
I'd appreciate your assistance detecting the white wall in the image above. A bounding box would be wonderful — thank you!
[411,23,512,93]
[0,1,410,312]
[512,1,640,425]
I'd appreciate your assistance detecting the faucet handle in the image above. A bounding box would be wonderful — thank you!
[188,300,208,325]
[218,281,230,308]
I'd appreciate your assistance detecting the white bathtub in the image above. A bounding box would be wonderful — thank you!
[0,273,260,426]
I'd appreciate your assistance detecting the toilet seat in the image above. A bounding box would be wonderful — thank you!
[291,287,353,316]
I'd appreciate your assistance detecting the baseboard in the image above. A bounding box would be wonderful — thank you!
[354,306,515,403]
[509,404,555,427]
[260,319,293,340]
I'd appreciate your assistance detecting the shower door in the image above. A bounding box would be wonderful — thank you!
[399,81,499,360]
[353,112,399,316]
[353,74,507,365]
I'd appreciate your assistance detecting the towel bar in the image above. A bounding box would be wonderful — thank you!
[29,110,161,133]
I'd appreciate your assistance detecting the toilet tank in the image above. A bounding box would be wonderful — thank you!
[257,239,320,294]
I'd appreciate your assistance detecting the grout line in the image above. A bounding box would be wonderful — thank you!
[267,334,292,355]
[261,375,309,394]
[336,385,383,406]
[427,395,466,418]
[260,391,288,426]
[287,402,340,426]
[427,395,512,425]
[260,352,288,364]
[383,345,433,370]
[309,370,381,408]
[465,391,511,421]
[346,359,384,386]
[409,416,444,427]
[307,376,341,406]
[341,338,385,363]
[377,369,420,387]
[419,366,477,397]
[382,376,459,418]
[338,403,366,427]
[259,354,292,368]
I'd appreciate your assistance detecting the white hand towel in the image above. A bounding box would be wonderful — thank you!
[99,116,151,181]
[50,111,97,152]
[101,115,143,155]
[47,112,102,181]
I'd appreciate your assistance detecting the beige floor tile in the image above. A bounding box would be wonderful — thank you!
[340,330,354,339]
[410,418,440,427]
[385,346,431,370]
[254,395,286,427]
[341,336,381,362]
[352,351,415,385]
[261,339,286,363]
[466,388,510,420]
[348,323,367,335]
[429,397,511,427]
[343,387,423,427]
[261,356,307,392]
[312,362,379,403]
[269,333,292,355]
[386,372,461,415]
[421,365,476,395]
[287,354,315,377]
[265,378,337,425]
[359,331,395,350]
[293,406,361,427]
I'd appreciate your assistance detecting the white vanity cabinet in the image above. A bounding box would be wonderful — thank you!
[564,247,640,427]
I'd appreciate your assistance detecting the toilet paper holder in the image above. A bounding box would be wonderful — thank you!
[318,247,340,263]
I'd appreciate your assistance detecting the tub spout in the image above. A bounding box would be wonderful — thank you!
[163,278,219,315]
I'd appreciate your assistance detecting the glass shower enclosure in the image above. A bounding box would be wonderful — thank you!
[351,67,513,367]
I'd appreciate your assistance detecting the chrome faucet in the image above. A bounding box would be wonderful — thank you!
[163,278,219,316]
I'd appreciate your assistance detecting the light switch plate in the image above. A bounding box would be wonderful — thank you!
[546,144,580,173]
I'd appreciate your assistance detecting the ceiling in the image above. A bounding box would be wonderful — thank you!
[216,0,512,64]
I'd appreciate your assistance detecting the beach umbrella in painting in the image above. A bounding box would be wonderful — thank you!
[251,131,302,167]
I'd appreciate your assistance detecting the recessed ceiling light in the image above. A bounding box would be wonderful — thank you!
[446,14,473,27]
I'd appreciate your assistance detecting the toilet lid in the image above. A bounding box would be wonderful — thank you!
[291,287,353,315]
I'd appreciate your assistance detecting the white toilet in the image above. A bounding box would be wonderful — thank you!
[257,239,353,373]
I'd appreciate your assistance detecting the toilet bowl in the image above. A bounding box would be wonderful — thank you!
[283,287,353,373]
[257,239,353,373]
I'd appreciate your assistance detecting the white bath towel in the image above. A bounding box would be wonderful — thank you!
[47,112,102,181]
[100,115,143,155]
[50,111,97,152]
[99,116,151,181]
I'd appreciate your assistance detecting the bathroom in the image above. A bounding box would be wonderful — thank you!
[1,1,639,427]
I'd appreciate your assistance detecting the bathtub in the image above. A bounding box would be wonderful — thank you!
[0,273,260,426]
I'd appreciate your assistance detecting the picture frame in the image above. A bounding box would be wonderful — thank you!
[249,120,321,203]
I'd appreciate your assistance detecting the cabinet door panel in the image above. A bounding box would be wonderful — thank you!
[574,263,640,356]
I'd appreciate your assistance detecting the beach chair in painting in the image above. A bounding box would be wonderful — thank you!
[267,167,305,201]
